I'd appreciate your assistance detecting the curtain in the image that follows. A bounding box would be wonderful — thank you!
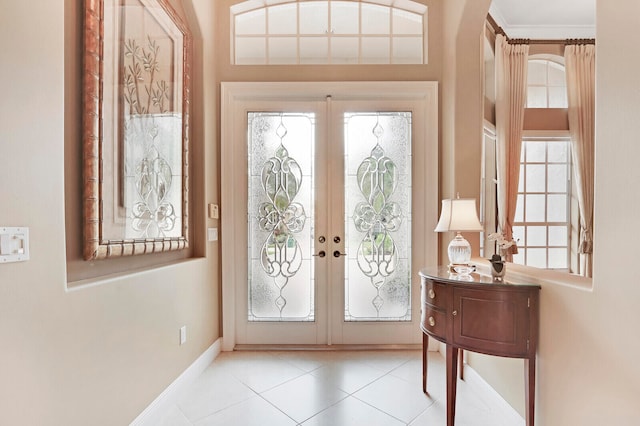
[565,44,595,277]
[495,34,529,261]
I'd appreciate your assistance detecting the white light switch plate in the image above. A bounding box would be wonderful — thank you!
[0,227,29,263]
[207,228,218,241]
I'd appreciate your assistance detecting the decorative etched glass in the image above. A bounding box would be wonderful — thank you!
[121,29,183,239]
[344,113,412,321]
[248,113,315,321]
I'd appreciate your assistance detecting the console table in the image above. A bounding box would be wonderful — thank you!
[419,267,540,426]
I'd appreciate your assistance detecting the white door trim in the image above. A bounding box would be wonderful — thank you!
[221,81,439,351]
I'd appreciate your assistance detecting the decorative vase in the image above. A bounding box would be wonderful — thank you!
[489,254,506,281]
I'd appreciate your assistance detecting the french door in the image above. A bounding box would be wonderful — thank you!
[221,82,438,349]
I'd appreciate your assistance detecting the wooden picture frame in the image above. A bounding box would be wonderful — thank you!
[82,0,191,260]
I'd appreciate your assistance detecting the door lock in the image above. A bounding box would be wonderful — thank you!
[333,236,341,243]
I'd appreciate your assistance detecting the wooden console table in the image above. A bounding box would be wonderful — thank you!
[419,267,540,426]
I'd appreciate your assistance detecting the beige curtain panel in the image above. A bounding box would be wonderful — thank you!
[494,34,529,261]
[565,44,595,277]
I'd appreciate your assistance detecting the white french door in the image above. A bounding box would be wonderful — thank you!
[221,82,438,349]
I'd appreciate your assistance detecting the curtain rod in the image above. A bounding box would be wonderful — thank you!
[486,13,595,46]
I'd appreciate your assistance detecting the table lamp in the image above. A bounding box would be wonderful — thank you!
[434,197,483,270]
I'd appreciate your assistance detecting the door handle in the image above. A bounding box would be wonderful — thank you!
[333,250,347,258]
[313,250,326,258]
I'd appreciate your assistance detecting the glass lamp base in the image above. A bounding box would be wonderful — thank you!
[447,232,472,266]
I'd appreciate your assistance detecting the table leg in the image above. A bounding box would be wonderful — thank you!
[446,344,459,426]
[422,332,429,394]
[525,357,535,426]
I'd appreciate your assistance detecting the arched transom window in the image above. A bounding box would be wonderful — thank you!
[527,58,567,108]
[231,0,428,65]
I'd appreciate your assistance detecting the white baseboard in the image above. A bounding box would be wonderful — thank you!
[130,338,222,426]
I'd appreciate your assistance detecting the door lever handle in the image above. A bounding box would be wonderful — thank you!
[313,250,326,258]
[333,250,347,258]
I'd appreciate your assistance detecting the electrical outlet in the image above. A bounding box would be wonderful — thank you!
[180,326,187,345]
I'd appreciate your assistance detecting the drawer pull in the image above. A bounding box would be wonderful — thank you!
[428,316,435,327]
[428,288,435,299]
[452,310,458,316]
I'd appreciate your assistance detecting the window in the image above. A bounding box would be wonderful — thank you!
[231,0,427,65]
[512,138,571,270]
[526,59,567,108]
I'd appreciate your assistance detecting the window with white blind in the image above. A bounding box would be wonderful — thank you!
[512,138,571,270]
[230,0,428,65]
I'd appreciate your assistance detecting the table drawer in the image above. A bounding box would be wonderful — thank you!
[422,278,449,309]
[421,304,447,340]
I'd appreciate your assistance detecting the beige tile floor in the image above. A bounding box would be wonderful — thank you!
[153,350,524,426]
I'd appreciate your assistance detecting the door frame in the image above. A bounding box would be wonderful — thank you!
[220,81,439,351]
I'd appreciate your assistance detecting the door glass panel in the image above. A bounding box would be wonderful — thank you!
[344,112,412,321]
[247,113,315,321]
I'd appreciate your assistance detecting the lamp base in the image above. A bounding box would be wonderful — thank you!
[447,232,472,265]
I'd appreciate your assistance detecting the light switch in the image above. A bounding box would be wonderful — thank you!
[208,204,219,219]
[207,227,218,242]
[0,227,29,263]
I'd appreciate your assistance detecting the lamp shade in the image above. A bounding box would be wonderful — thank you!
[434,198,483,232]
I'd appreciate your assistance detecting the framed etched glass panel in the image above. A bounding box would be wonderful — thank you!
[82,0,191,260]
[344,112,412,321]
[247,113,315,321]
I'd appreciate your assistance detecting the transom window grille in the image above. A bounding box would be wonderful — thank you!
[512,138,571,270]
[526,59,567,108]
[231,0,428,65]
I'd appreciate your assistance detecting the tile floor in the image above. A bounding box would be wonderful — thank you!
[152,350,524,426]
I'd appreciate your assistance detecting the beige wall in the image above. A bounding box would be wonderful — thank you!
[0,0,220,424]
[440,0,491,261]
